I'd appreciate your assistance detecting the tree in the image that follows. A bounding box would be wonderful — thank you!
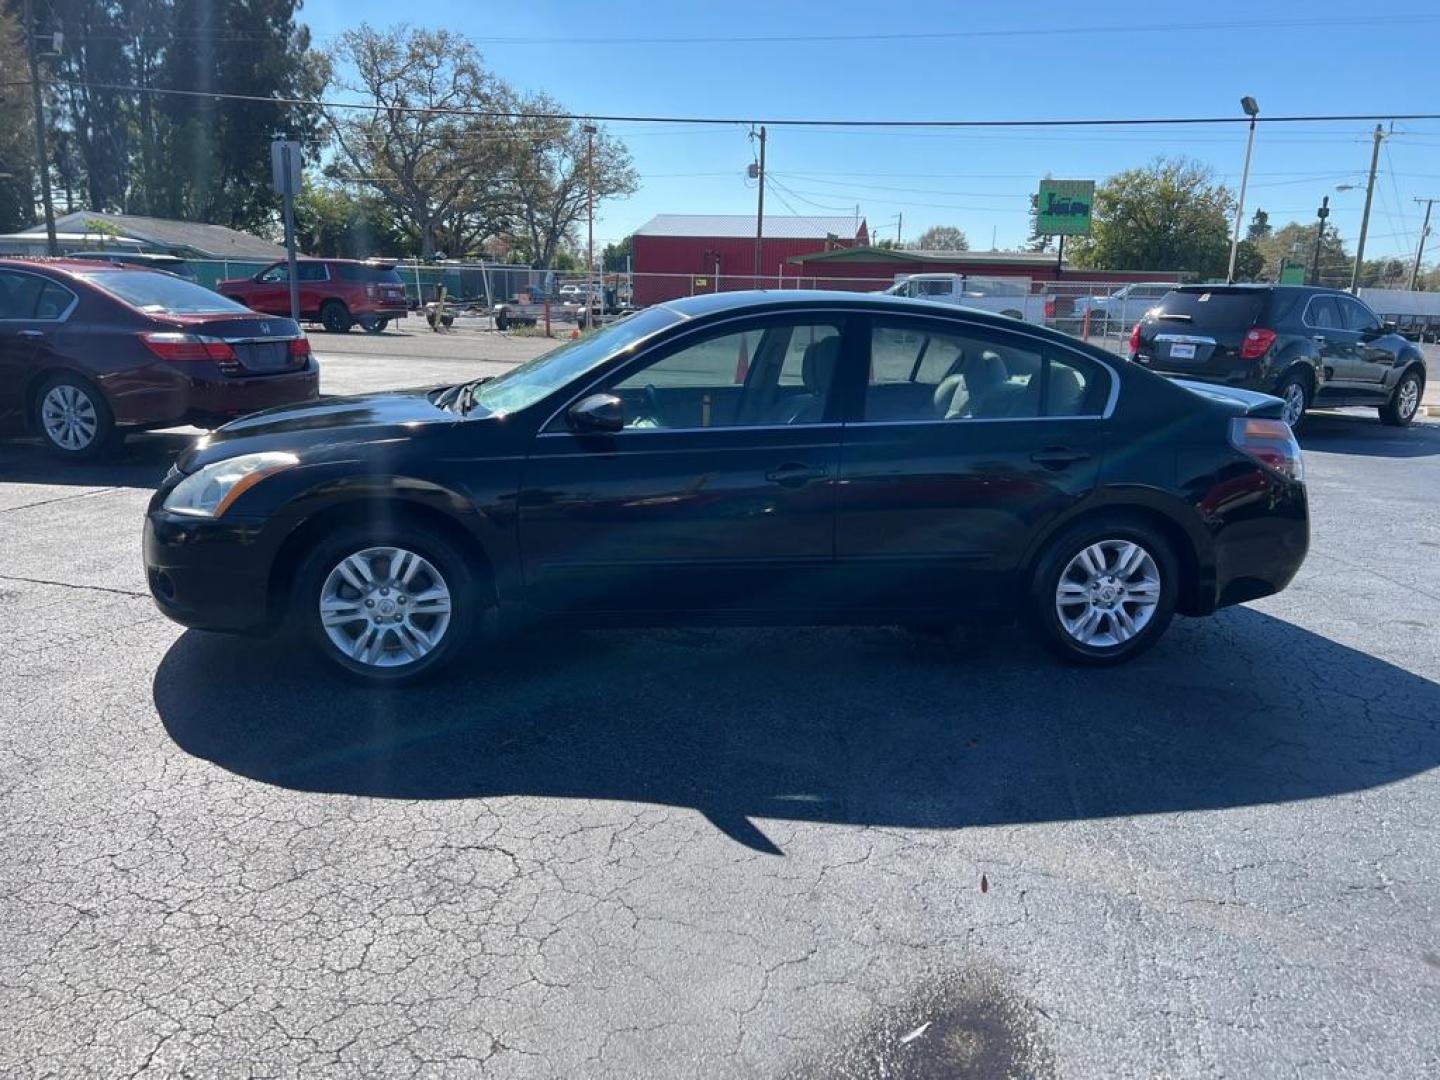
[1254,221,1350,287]
[1067,157,1233,277]
[294,181,408,257]
[601,233,633,271]
[1024,178,1055,253]
[321,25,518,259]
[1246,208,1272,243]
[1233,239,1265,281]
[504,93,637,269]
[0,7,34,232]
[913,224,969,251]
[42,0,321,230]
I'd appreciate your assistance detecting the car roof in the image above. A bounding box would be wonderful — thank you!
[1172,282,1347,297]
[0,256,152,276]
[656,288,1079,339]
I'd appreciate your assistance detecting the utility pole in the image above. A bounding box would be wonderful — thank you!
[23,0,58,256]
[1409,197,1435,291]
[752,125,766,284]
[583,124,597,304]
[1310,196,1330,286]
[1350,124,1385,294]
[896,212,902,245]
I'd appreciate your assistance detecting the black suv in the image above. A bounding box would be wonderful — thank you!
[1130,285,1426,430]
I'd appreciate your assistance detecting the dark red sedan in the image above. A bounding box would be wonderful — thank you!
[0,258,319,459]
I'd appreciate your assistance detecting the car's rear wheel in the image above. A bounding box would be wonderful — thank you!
[320,300,353,333]
[1030,517,1178,665]
[495,310,510,331]
[360,317,389,334]
[1275,371,1311,432]
[1379,369,1423,427]
[33,374,120,460]
[294,524,477,684]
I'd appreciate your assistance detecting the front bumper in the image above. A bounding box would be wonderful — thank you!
[143,510,277,633]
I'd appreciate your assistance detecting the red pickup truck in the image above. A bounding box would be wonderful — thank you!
[219,258,410,334]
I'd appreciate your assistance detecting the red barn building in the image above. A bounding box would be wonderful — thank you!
[631,214,868,306]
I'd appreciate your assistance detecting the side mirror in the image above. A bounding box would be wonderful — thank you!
[568,393,624,434]
[1382,320,1398,335]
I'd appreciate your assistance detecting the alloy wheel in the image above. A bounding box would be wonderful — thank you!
[318,546,453,668]
[1281,382,1307,427]
[41,384,99,451]
[1054,539,1162,649]
[1397,377,1420,421]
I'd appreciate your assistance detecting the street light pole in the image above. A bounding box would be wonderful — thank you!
[1409,197,1435,292]
[22,0,58,256]
[1227,96,1260,284]
[752,125,766,285]
[1350,124,1385,294]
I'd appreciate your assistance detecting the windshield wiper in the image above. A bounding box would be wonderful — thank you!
[433,375,493,414]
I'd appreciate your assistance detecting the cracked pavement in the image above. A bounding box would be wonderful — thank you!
[1,334,1438,1078]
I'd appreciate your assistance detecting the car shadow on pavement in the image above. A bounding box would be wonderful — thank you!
[155,608,1440,854]
[0,431,191,489]
[1300,413,1440,457]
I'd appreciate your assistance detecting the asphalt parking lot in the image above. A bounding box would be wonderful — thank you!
[2,326,1439,1078]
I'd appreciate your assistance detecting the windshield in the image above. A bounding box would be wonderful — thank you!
[77,270,251,315]
[475,305,682,414]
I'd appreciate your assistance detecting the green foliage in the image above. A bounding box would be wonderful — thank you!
[294,182,409,258]
[601,234,634,271]
[1246,209,1271,243]
[1233,239,1265,281]
[0,8,32,232]
[1067,157,1233,277]
[43,0,322,233]
[1253,221,1350,287]
[912,224,969,251]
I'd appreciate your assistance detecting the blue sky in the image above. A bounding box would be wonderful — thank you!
[299,0,1440,260]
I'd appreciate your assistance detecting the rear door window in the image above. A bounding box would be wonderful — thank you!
[77,271,250,315]
[0,269,45,318]
[336,263,405,284]
[1152,289,1266,333]
[297,263,329,282]
[1306,296,1343,330]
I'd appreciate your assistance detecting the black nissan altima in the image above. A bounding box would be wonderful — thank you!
[143,290,1309,683]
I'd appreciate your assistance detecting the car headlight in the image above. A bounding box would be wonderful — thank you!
[162,451,299,518]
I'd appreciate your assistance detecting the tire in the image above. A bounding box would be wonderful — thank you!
[360,317,389,334]
[293,521,479,685]
[1274,370,1312,432]
[32,373,120,461]
[441,314,454,328]
[1029,515,1179,666]
[495,310,510,331]
[1379,368,1423,427]
[320,300,353,334]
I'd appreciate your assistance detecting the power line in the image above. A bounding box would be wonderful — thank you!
[23,78,1440,129]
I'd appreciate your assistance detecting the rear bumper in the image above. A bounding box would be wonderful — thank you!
[109,362,319,429]
[1204,472,1309,612]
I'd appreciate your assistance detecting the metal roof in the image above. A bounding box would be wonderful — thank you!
[636,214,866,240]
[17,211,290,260]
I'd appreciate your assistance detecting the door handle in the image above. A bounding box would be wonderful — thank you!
[765,462,828,487]
[18,329,44,340]
[1030,447,1091,469]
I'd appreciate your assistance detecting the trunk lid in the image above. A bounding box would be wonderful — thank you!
[1136,287,1267,375]
[1170,378,1285,419]
[169,313,305,375]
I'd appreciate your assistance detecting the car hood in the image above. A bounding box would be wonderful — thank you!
[177,388,463,471]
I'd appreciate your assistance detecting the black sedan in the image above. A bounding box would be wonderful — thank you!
[143,290,1309,682]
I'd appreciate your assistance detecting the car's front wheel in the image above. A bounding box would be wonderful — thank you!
[1379,369,1423,427]
[294,523,477,683]
[1029,517,1178,665]
[33,374,120,460]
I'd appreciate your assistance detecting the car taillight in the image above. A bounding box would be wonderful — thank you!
[141,332,237,362]
[1230,417,1304,482]
[287,336,311,360]
[1239,327,1277,360]
[1043,297,1055,318]
[1128,322,1142,354]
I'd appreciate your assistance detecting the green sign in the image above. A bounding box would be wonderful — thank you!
[1036,179,1096,236]
[1279,262,1306,284]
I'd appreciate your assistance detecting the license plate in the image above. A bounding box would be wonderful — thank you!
[1169,342,1197,359]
